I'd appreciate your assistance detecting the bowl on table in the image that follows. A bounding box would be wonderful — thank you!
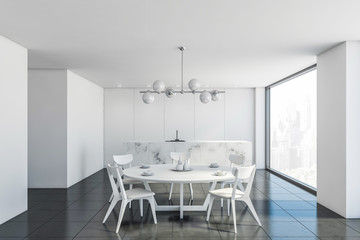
[140,164,150,169]
[209,163,219,168]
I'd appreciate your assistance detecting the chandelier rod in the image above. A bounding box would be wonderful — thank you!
[179,46,185,92]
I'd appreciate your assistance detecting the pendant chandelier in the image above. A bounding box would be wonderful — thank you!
[141,46,225,104]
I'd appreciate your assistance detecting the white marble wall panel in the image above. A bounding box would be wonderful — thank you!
[148,142,173,164]
[226,141,253,166]
[116,141,253,167]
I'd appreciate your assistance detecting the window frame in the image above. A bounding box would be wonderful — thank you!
[265,64,317,194]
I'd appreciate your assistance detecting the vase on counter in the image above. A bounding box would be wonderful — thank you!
[176,159,184,171]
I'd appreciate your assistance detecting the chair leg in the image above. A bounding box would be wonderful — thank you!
[169,183,174,200]
[116,200,128,233]
[189,183,194,200]
[108,193,114,203]
[231,200,237,234]
[140,198,143,217]
[103,196,118,223]
[129,184,133,208]
[206,196,215,222]
[149,197,157,224]
[244,198,261,226]
[227,198,231,216]
[220,182,225,208]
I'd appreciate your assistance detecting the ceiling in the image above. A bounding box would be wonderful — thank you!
[0,0,359,88]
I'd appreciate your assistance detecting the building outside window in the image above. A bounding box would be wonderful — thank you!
[267,67,317,189]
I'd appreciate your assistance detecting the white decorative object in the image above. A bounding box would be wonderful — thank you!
[183,161,190,170]
[152,80,165,93]
[176,161,184,171]
[141,47,225,104]
[188,79,200,91]
[142,91,155,104]
[200,90,211,104]
[211,90,221,101]
[165,87,176,98]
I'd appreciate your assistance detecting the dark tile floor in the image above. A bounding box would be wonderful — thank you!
[1,169,359,239]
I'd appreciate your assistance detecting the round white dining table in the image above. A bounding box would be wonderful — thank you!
[123,164,234,219]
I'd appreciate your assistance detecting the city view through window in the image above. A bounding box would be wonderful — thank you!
[269,69,317,188]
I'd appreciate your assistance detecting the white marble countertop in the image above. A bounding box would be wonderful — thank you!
[125,140,251,143]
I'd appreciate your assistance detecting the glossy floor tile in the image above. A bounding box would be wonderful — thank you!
[1,169,359,239]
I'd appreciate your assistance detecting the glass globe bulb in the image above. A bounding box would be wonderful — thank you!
[142,91,155,104]
[165,87,176,98]
[200,90,211,104]
[188,79,200,91]
[211,90,221,101]
[152,80,165,93]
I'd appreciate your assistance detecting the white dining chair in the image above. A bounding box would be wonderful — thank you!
[108,154,144,207]
[219,154,245,215]
[169,152,193,200]
[103,163,157,233]
[206,165,261,234]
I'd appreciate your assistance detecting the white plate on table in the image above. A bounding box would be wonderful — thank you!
[214,171,227,176]
[171,168,193,172]
[141,171,153,176]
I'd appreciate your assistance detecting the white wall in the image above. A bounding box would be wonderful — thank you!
[317,41,360,218]
[104,89,134,167]
[104,88,257,166]
[28,70,67,188]
[255,88,265,169]
[67,71,104,187]
[345,41,360,218]
[317,43,346,216]
[0,36,28,224]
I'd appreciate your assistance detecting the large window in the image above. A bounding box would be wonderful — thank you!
[267,66,317,189]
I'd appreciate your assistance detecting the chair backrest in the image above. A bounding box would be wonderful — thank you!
[229,154,244,166]
[113,154,134,168]
[106,164,127,201]
[170,152,191,164]
[231,165,256,199]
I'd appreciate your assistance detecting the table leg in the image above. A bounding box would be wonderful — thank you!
[180,182,184,219]
[144,181,151,191]
[203,181,217,208]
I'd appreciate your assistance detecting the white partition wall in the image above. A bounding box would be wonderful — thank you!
[0,36,28,224]
[28,70,104,188]
[104,88,259,166]
[67,71,104,187]
[317,41,360,218]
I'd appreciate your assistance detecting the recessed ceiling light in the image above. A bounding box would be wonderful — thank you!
[117,84,122,88]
